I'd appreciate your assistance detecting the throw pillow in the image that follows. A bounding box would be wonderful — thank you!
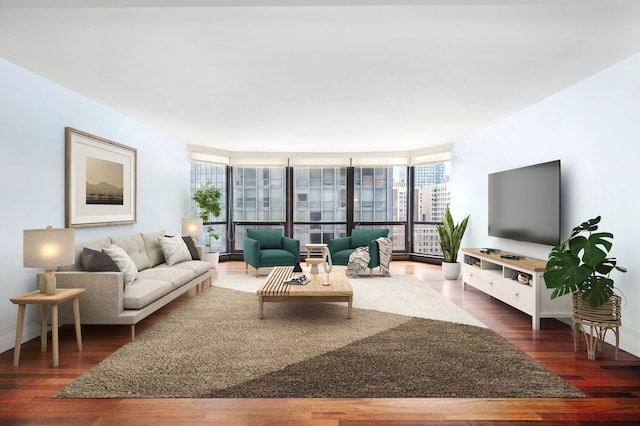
[81,247,120,272]
[158,235,192,266]
[181,236,201,260]
[102,244,138,286]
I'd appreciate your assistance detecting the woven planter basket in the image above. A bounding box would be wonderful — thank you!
[572,292,621,361]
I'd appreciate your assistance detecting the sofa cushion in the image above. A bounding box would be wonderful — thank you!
[351,229,389,248]
[158,260,211,276]
[103,244,138,286]
[81,247,120,272]
[111,234,152,271]
[141,230,166,267]
[158,236,192,266]
[247,229,283,249]
[330,249,353,267]
[123,279,173,310]
[59,237,112,272]
[137,267,194,290]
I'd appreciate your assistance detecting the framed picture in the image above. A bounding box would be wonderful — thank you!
[65,127,137,227]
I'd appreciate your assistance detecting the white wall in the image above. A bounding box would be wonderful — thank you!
[451,52,640,357]
[0,59,192,353]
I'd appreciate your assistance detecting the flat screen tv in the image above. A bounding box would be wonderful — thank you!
[488,160,561,246]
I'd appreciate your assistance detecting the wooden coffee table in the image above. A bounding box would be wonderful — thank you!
[257,266,353,319]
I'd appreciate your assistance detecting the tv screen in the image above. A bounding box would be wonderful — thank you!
[488,160,561,246]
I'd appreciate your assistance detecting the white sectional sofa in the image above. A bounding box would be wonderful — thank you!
[49,230,212,340]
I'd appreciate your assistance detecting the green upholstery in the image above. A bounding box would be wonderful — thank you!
[243,229,300,276]
[328,229,389,268]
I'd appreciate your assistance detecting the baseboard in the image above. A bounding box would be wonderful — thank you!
[0,320,42,355]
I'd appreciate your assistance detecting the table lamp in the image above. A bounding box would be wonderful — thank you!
[181,217,203,243]
[23,226,75,295]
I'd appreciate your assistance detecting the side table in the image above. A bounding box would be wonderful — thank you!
[10,288,86,367]
[305,243,328,274]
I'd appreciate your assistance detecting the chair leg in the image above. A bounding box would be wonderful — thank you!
[255,268,259,278]
[245,263,248,274]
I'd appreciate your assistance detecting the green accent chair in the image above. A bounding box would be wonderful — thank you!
[243,229,300,277]
[328,229,389,276]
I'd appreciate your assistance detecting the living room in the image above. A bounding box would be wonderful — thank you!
[1,1,640,423]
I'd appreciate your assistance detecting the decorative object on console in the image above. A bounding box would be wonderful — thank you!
[23,226,75,295]
[192,182,223,268]
[65,127,137,228]
[544,216,627,360]
[436,207,470,280]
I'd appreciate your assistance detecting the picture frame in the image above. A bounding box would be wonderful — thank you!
[65,127,137,227]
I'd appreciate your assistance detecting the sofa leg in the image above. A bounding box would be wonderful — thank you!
[255,268,259,278]
[130,325,135,341]
[245,263,248,274]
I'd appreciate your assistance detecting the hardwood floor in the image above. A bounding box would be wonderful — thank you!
[2,261,639,425]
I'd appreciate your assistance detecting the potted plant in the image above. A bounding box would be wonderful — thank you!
[544,216,627,360]
[544,216,626,307]
[436,206,470,280]
[192,182,223,268]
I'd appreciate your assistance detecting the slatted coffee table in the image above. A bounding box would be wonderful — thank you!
[257,266,353,319]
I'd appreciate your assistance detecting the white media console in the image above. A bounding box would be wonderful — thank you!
[461,248,571,330]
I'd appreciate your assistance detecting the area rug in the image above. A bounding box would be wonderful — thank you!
[213,272,487,327]
[56,285,584,399]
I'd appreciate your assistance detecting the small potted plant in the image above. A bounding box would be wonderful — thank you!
[192,182,223,268]
[436,206,470,280]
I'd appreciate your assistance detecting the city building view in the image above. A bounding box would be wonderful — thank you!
[190,161,449,257]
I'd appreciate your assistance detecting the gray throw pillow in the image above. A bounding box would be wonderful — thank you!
[81,247,120,272]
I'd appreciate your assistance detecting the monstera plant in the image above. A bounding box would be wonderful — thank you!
[544,216,627,307]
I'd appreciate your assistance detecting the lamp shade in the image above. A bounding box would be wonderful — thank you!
[182,218,203,236]
[23,226,75,268]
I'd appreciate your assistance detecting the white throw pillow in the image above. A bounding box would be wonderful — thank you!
[103,244,139,286]
[158,235,192,266]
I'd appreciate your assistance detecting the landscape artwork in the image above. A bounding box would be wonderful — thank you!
[86,157,124,205]
[66,127,137,227]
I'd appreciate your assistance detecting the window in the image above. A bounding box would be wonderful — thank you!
[293,166,347,247]
[412,162,450,255]
[190,161,227,252]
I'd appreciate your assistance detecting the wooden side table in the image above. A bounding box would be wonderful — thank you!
[10,288,86,367]
[305,243,328,274]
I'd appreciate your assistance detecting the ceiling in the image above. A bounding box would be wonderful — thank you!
[2,1,640,155]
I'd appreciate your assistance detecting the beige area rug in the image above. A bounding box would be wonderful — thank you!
[214,272,486,327]
[56,283,585,399]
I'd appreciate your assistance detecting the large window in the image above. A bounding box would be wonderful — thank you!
[233,166,286,250]
[293,167,347,247]
[190,161,227,252]
[412,162,450,256]
[189,159,450,260]
[354,166,407,251]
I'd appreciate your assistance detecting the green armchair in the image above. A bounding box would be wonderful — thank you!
[243,229,300,276]
[328,229,389,276]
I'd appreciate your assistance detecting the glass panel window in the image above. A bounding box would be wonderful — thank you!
[293,166,347,246]
[413,162,450,256]
[233,166,286,222]
[354,166,404,222]
[190,161,227,252]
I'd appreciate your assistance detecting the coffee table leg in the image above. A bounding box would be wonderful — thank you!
[347,296,353,319]
[258,295,264,319]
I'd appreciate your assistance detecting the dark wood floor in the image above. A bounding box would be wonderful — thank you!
[2,261,639,425]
